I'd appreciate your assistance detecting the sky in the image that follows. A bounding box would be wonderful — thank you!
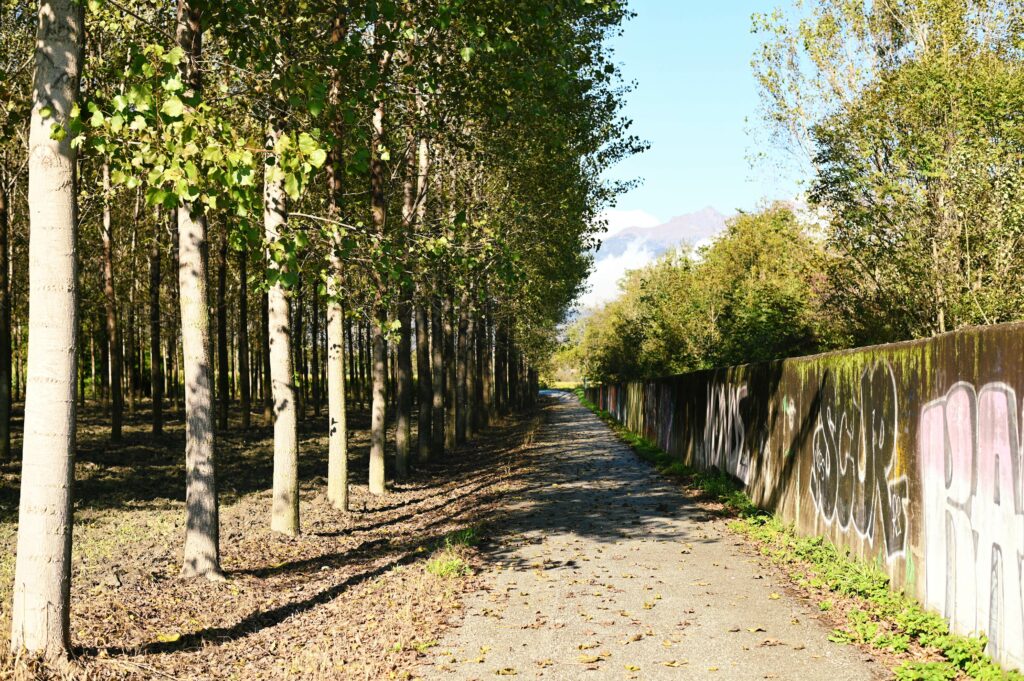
[601,0,800,233]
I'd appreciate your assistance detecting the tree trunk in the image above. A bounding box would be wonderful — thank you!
[101,164,123,441]
[150,209,163,434]
[369,311,388,494]
[261,290,272,425]
[126,212,139,416]
[430,299,444,457]
[444,295,456,450]
[177,0,223,581]
[216,229,229,430]
[311,283,321,417]
[456,307,468,444]
[468,315,481,432]
[396,301,412,477]
[293,275,305,421]
[325,145,350,510]
[237,246,251,429]
[415,301,431,462]
[495,322,507,414]
[10,0,83,656]
[0,178,11,458]
[480,312,492,426]
[266,122,299,536]
[358,321,367,409]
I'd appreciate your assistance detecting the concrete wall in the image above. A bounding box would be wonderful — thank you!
[585,321,1024,671]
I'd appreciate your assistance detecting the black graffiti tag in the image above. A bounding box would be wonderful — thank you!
[810,362,908,558]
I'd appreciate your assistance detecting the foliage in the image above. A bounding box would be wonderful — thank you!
[566,204,841,382]
[755,0,1024,344]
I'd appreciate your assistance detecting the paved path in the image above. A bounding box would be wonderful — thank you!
[426,391,885,680]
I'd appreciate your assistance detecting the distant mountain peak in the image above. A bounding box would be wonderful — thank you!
[598,207,729,259]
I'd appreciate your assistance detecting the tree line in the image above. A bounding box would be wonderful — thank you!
[1,0,640,658]
[563,0,1024,384]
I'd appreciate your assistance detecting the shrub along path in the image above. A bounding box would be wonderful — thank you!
[426,391,885,680]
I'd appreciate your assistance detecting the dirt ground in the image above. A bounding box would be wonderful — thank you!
[0,399,543,680]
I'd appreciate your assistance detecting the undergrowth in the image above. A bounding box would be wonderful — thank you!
[425,526,481,579]
[572,388,1023,681]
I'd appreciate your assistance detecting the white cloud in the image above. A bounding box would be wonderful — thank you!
[578,238,656,309]
[597,209,661,237]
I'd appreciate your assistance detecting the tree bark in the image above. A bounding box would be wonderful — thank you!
[325,142,349,509]
[358,320,367,409]
[261,290,272,425]
[293,275,305,421]
[11,0,83,656]
[415,301,431,462]
[266,122,299,536]
[471,313,483,430]
[369,312,388,495]
[480,312,492,426]
[101,164,123,441]
[396,301,412,477]
[216,228,229,430]
[177,0,223,581]
[0,178,11,458]
[237,246,251,429]
[368,55,389,494]
[150,209,163,435]
[495,321,507,414]
[456,306,468,444]
[444,294,456,450]
[430,299,444,457]
[311,282,321,417]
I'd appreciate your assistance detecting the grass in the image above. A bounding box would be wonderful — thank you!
[424,526,481,579]
[573,388,1024,680]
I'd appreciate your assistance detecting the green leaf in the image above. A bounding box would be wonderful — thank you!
[284,172,300,200]
[161,96,184,118]
[298,132,318,155]
[164,47,186,66]
[309,148,327,168]
[461,46,475,62]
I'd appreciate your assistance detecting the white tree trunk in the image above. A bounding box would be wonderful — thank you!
[177,0,223,581]
[178,206,224,579]
[369,312,387,495]
[326,261,348,510]
[11,0,84,656]
[266,124,299,535]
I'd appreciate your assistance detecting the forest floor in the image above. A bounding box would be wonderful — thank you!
[421,392,888,681]
[0,398,545,680]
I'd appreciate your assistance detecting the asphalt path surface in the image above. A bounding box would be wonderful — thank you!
[426,391,885,680]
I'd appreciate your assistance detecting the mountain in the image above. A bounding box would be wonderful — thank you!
[577,207,730,309]
[597,206,728,260]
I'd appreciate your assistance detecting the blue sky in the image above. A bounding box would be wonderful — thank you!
[602,0,800,229]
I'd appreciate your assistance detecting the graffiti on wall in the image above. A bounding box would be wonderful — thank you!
[703,382,750,483]
[919,382,1024,668]
[809,362,909,559]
